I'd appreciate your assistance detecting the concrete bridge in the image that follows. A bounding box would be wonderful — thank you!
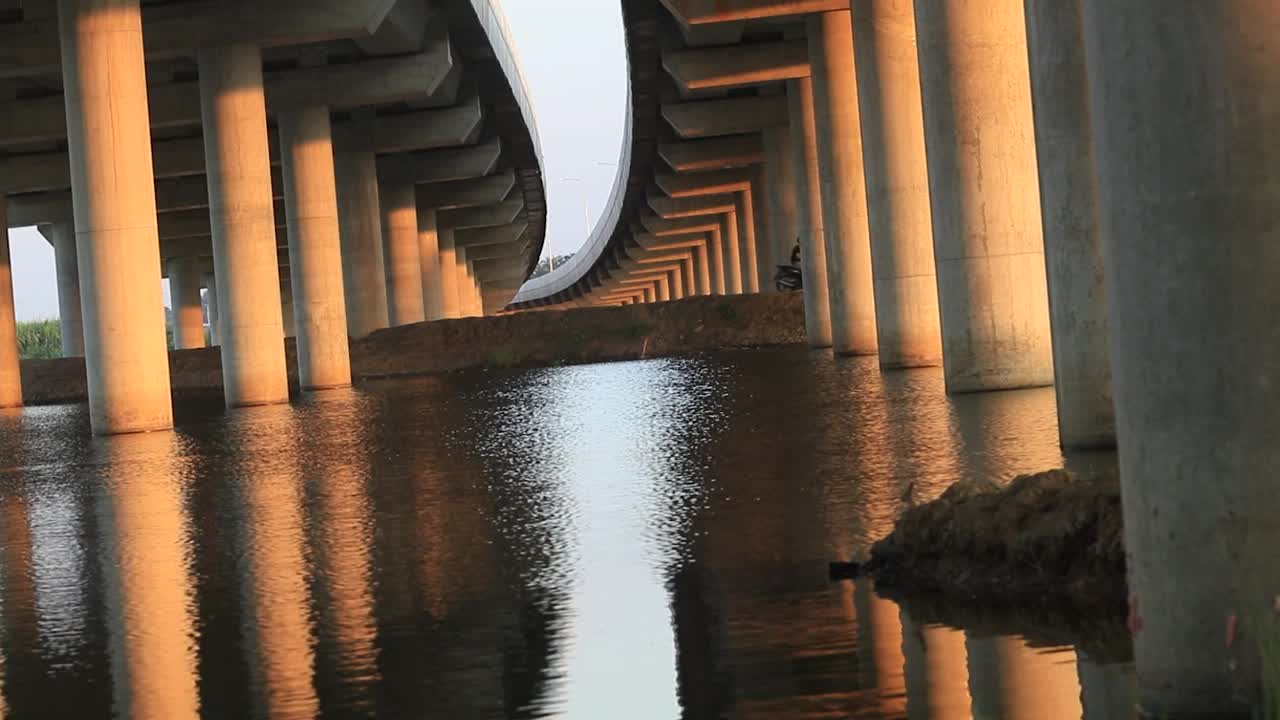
[510,1,1280,716]
[0,0,544,434]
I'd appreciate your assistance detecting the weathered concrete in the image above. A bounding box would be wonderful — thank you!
[60,0,173,434]
[198,41,290,407]
[167,257,206,350]
[720,212,744,294]
[0,216,18,408]
[851,0,942,369]
[1025,0,1114,450]
[380,178,426,326]
[693,242,713,296]
[809,10,878,356]
[49,221,84,357]
[1083,1,1280,715]
[763,125,799,281]
[280,104,351,390]
[787,77,834,348]
[335,147,390,339]
[914,0,1054,393]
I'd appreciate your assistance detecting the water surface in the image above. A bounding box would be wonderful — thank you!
[0,348,1132,718]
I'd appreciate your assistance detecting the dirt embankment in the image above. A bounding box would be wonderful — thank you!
[20,293,806,405]
[852,469,1130,658]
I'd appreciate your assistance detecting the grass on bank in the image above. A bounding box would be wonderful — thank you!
[17,319,60,359]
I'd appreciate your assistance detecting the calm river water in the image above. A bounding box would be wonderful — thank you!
[0,348,1133,719]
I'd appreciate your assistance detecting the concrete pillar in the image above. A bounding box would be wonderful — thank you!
[0,217,19,410]
[167,257,205,350]
[436,227,461,319]
[808,10,878,356]
[380,180,425,326]
[452,248,471,317]
[198,42,290,406]
[749,167,774,292]
[49,221,84,357]
[681,260,696,298]
[708,226,727,295]
[764,127,799,272]
[668,269,683,300]
[417,208,443,320]
[469,267,484,316]
[735,193,760,293]
[1025,0,1114,449]
[1083,2,1279,714]
[787,78,834,348]
[694,243,713,295]
[59,0,172,434]
[851,0,943,369]
[335,149,389,338]
[914,0,1054,392]
[279,105,351,390]
[280,288,296,338]
[643,286,655,304]
[202,273,219,346]
[721,212,744,294]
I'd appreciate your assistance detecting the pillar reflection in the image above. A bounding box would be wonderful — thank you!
[0,489,34,720]
[966,634,1081,719]
[94,431,200,719]
[854,579,907,715]
[232,406,318,719]
[303,392,380,713]
[901,613,971,720]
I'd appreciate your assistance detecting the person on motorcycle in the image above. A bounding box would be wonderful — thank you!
[775,238,803,292]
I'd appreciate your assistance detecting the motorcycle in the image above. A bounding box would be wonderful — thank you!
[774,242,803,292]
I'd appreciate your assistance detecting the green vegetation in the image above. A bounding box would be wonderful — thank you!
[16,319,61,360]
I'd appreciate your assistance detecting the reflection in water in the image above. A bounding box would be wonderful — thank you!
[95,432,200,719]
[0,348,1136,718]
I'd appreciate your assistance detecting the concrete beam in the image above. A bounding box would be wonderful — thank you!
[356,0,432,55]
[635,233,710,252]
[662,95,789,139]
[454,221,528,249]
[157,201,285,241]
[0,1,407,79]
[659,135,765,173]
[416,170,517,210]
[465,240,528,261]
[648,193,738,219]
[336,91,483,154]
[663,40,809,92]
[437,197,525,230]
[379,137,502,185]
[660,0,849,25]
[656,168,753,198]
[641,213,722,236]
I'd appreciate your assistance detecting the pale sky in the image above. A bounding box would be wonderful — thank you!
[7,0,627,322]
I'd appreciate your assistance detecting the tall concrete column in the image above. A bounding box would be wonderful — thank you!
[198,42,290,407]
[167,257,205,350]
[0,216,19,409]
[201,273,219,347]
[668,268,684,300]
[417,208,444,320]
[49,221,84,357]
[335,149,389,338]
[708,226,727,295]
[452,247,471,317]
[749,167,774,292]
[787,77,834,348]
[808,10,878,356]
[1083,2,1280,714]
[380,180,425,326]
[279,105,351,390]
[59,0,172,434]
[851,0,943,369]
[643,286,655,304]
[468,266,484,316]
[436,227,461,319]
[694,243,713,295]
[764,125,800,285]
[914,0,1054,392]
[681,260,696,298]
[734,193,760,293]
[1025,0,1114,449]
[720,212,743,294]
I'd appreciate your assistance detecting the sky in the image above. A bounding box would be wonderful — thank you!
[6,0,628,322]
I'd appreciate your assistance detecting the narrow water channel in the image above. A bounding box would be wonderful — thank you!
[0,348,1131,718]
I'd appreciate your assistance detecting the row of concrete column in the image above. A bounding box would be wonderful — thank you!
[0,1,488,435]
[639,0,1278,714]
